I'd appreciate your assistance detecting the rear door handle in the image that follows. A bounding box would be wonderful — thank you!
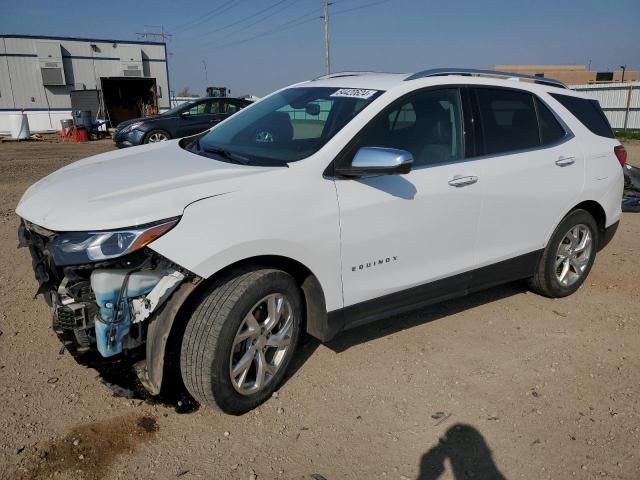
[448,175,478,187]
[555,156,576,167]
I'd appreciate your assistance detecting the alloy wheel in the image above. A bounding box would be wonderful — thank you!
[147,132,168,142]
[229,293,294,395]
[555,224,593,287]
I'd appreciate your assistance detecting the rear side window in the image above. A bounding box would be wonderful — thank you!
[475,88,540,154]
[535,98,566,145]
[549,93,614,138]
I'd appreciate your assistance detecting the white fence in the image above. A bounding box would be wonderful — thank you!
[570,82,640,130]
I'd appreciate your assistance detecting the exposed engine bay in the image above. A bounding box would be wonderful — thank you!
[18,220,191,360]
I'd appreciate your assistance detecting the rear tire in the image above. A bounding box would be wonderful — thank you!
[180,268,302,414]
[529,209,598,298]
[143,129,171,144]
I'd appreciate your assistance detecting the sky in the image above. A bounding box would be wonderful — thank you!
[1,0,639,97]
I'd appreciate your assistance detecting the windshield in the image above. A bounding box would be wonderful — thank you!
[187,87,383,166]
[163,101,196,116]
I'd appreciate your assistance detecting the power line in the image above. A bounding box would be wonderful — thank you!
[210,0,391,51]
[170,0,246,34]
[170,1,232,33]
[214,11,322,49]
[136,25,172,42]
[219,0,300,39]
[197,0,291,36]
[332,0,391,15]
[175,0,297,43]
[188,4,323,51]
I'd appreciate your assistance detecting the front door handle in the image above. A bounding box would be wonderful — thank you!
[448,175,478,187]
[555,156,576,167]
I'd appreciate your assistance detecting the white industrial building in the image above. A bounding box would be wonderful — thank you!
[0,34,170,133]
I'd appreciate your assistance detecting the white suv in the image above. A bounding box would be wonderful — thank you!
[17,68,625,413]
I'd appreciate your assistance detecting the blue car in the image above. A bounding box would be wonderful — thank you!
[113,96,251,147]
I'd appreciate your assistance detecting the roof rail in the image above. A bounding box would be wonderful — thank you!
[313,71,384,81]
[405,68,567,89]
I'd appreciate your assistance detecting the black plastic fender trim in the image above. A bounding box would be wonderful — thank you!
[135,278,201,395]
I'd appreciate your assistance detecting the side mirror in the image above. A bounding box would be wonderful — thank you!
[180,110,191,118]
[335,147,414,177]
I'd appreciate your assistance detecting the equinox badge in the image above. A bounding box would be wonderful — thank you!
[352,256,398,272]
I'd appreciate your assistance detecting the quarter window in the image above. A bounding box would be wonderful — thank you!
[475,88,540,154]
[223,102,239,114]
[356,88,464,167]
[549,93,614,138]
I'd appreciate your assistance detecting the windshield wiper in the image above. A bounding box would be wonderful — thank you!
[190,138,250,165]
[202,147,251,165]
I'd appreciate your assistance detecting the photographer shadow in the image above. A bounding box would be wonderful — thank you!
[418,423,506,480]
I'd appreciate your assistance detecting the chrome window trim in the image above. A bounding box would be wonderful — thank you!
[409,129,576,171]
[405,87,575,170]
[326,84,575,177]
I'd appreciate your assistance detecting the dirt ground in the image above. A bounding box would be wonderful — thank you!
[0,137,639,480]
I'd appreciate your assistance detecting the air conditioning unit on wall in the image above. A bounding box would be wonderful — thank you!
[119,45,144,77]
[36,41,66,86]
[124,65,142,77]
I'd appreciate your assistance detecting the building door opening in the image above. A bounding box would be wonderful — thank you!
[101,77,158,127]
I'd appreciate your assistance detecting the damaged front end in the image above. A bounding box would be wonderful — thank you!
[18,218,197,392]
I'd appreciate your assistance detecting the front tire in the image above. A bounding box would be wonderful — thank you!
[143,129,171,144]
[529,209,598,298]
[180,268,302,414]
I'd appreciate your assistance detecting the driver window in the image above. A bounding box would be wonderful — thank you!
[188,102,208,116]
[359,88,463,167]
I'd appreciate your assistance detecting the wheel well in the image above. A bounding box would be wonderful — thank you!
[158,255,328,395]
[572,200,606,236]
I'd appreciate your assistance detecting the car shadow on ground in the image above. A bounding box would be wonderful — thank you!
[279,281,525,391]
[78,281,525,413]
[324,281,527,354]
[417,423,507,479]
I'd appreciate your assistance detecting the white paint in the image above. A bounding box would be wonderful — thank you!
[131,270,185,323]
[16,73,624,313]
[0,110,71,134]
[9,112,30,138]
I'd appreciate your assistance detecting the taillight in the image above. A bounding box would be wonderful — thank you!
[614,145,627,167]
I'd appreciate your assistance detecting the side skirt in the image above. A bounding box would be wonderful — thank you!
[325,250,543,338]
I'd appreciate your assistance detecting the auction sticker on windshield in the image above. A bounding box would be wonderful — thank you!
[330,88,379,99]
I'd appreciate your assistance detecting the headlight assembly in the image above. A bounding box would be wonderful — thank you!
[49,217,179,266]
[121,121,145,133]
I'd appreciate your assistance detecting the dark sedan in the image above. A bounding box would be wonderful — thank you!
[113,97,251,148]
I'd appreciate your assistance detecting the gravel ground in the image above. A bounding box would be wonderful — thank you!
[0,138,639,480]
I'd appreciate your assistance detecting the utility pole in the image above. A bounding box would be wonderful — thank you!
[136,25,172,42]
[202,60,208,84]
[323,0,331,75]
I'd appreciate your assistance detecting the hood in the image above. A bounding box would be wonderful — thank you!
[16,140,278,231]
[115,115,165,130]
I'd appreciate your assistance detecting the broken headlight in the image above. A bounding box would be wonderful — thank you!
[49,217,179,266]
